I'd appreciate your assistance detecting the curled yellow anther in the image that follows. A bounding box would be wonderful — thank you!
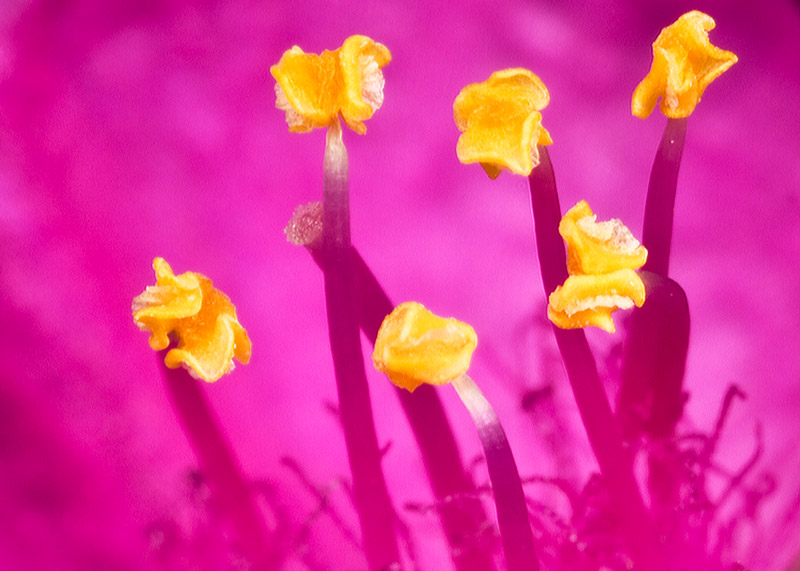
[560,200,648,275]
[132,258,251,382]
[454,68,553,179]
[372,302,477,392]
[548,270,646,334]
[271,35,391,134]
[632,11,738,119]
[548,201,647,333]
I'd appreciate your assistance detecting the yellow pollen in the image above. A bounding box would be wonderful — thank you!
[453,68,552,179]
[548,270,646,334]
[632,10,738,119]
[372,302,478,392]
[560,200,648,275]
[132,258,251,382]
[548,201,648,333]
[270,35,391,134]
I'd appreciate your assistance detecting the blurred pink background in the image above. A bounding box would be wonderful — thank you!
[1,0,799,568]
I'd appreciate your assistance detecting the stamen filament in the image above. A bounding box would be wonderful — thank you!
[350,250,496,570]
[642,118,688,275]
[321,118,400,569]
[159,360,276,568]
[292,216,495,569]
[618,271,690,441]
[451,374,539,571]
[527,147,663,570]
[617,272,690,553]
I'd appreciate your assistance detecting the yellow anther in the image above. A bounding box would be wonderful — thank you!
[339,35,392,133]
[560,200,648,275]
[547,270,646,334]
[454,68,552,179]
[373,302,478,392]
[549,201,648,332]
[271,35,391,134]
[632,11,737,119]
[132,258,251,382]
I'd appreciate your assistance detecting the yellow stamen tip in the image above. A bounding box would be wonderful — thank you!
[270,35,391,134]
[560,200,648,275]
[454,68,552,178]
[548,270,646,334]
[132,258,251,382]
[372,302,477,392]
[548,201,648,333]
[632,10,738,119]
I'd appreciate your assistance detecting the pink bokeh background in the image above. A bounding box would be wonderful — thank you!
[1,0,799,568]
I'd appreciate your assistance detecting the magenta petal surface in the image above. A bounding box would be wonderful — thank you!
[1,1,799,569]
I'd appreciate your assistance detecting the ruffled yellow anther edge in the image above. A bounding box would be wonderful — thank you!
[560,200,648,275]
[271,35,391,134]
[373,302,477,392]
[548,202,647,333]
[632,10,738,119]
[132,258,252,382]
[548,270,646,333]
[454,68,553,179]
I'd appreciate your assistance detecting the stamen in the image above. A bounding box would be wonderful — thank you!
[547,269,646,333]
[271,36,391,134]
[272,36,394,564]
[319,118,401,569]
[284,207,495,569]
[373,302,540,571]
[548,201,647,333]
[527,147,664,570]
[632,11,738,119]
[159,360,276,568]
[339,35,392,133]
[617,271,690,441]
[454,68,552,178]
[452,374,540,571]
[132,258,251,382]
[372,302,477,392]
[642,118,687,275]
[351,254,497,569]
[132,260,270,564]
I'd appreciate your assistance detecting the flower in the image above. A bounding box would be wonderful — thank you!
[2,2,799,570]
[454,68,552,179]
[270,35,391,134]
[632,10,738,119]
[132,257,251,382]
[373,301,477,392]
